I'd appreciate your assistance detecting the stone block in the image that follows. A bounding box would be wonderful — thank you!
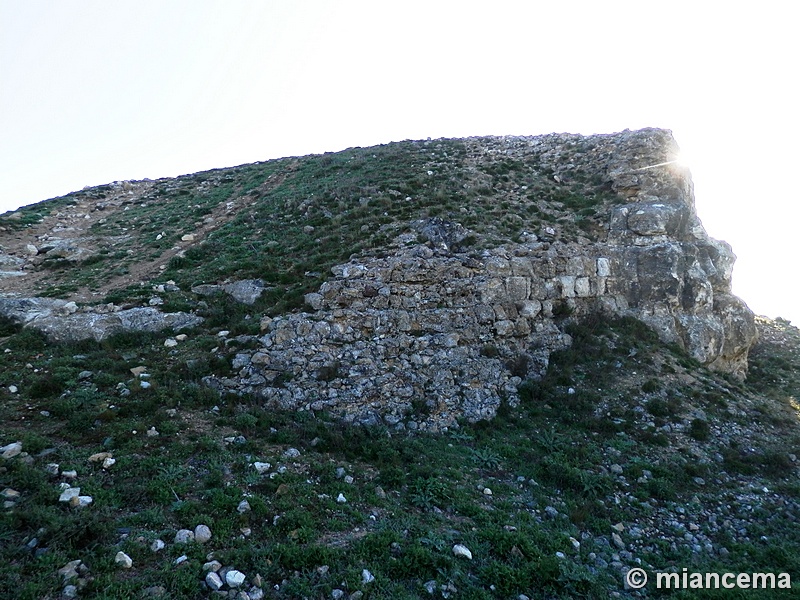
[510,257,534,278]
[596,257,611,277]
[574,277,591,297]
[494,320,515,336]
[517,299,542,318]
[559,276,576,298]
[480,278,505,304]
[505,277,529,302]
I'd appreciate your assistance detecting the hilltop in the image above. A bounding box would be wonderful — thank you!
[1,129,798,598]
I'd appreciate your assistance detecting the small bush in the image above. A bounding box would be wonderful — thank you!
[688,418,711,441]
[642,379,660,393]
[0,315,22,336]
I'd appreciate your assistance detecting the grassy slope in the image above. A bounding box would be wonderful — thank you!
[2,137,613,306]
[1,314,798,598]
[0,140,798,598]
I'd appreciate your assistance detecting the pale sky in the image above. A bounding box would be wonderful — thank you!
[1,1,798,323]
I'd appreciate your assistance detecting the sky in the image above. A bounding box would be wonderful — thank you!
[1,1,798,323]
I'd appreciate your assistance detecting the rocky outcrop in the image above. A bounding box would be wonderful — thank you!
[191,279,268,305]
[0,297,202,342]
[206,129,756,430]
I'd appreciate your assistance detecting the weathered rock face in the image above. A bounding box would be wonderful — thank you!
[0,297,202,342]
[206,129,756,430]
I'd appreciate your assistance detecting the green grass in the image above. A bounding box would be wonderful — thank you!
[2,141,799,597]
[1,315,799,598]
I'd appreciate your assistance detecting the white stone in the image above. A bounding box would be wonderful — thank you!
[59,487,81,503]
[174,555,188,565]
[7,385,18,394]
[1,488,20,500]
[336,493,347,504]
[225,569,246,588]
[283,447,301,458]
[518,300,542,318]
[164,338,178,348]
[203,560,222,572]
[205,571,224,591]
[574,277,591,297]
[151,539,165,552]
[253,462,271,474]
[174,529,194,544]
[102,457,116,469]
[362,569,375,584]
[249,586,265,600]
[237,500,252,514]
[71,495,93,508]
[1,442,22,458]
[452,544,473,559]
[115,551,133,568]
[194,524,212,543]
[597,257,611,277]
[45,463,60,475]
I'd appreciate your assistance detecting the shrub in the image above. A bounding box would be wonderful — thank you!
[688,418,711,441]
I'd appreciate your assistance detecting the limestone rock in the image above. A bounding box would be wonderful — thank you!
[205,571,224,591]
[115,551,133,568]
[174,529,194,544]
[0,299,203,343]
[225,569,246,588]
[1,442,22,459]
[224,279,266,304]
[194,524,212,543]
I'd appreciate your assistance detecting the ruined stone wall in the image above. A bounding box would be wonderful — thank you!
[207,129,757,430]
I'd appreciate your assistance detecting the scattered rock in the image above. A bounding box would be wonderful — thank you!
[194,524,212,544]
[59,487,81,503]
[1,442,22,458]
[453,544,473,559]
[205,571,224,591]
[69,495,93,508]
[88,452,112,463]
[203,560,222,572]
[253,462,271,474]
[225,569,246,588]
[115,551,133,568]
[174,529,194,544]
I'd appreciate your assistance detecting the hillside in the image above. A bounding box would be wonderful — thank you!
[1,129,798,598]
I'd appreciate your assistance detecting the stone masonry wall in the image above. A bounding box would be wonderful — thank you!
[206,129,757,431]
